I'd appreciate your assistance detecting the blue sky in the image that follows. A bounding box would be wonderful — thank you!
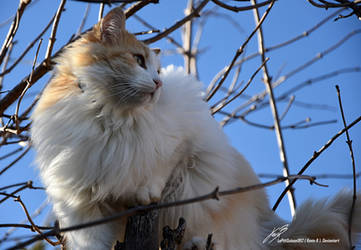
[0,0,360,249]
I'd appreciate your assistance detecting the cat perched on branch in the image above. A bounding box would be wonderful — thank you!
[31,7,361,250]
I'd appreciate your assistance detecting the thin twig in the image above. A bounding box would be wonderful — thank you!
[272,29,361,88]
[14,39,42,134]
[0,224,52,230]
[0,13,56,77]
[133,29,160,36]
[143,0,211,44]
[0,147,23,161]
[71,0,141,3]
[212,58,269,114]
[77,3,91,35]
[212,0,273,11]
[0,181,29,191]
[206,0,276,101]
[0,42,16,91]
[210,70,243,110]
[0,15,14,29]
[288,119,337,129]
[307,0,361,19]
[0,0,32,66]
[45,0,67,67]
[0,193,17,199]
[269,7,345,50]
[222,30,361,127]
[219,110,336,130]
[0,180,33,204]
[278,67,360,101]
[201,9,244,34]
[124,0,159,19]
[0,145,31,176]
[133,14,184,50]
[335,85,357,249]
[307,0,359,8]
[279,95,295,121]
[207,7,344,94]
[222,74,350,126]
[273,115,361,211]
[259,172,361,179]
[15,196,60,246]
[0,200,49,244]
[0,52,56,117]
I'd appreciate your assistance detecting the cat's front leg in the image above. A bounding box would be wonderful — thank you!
[55,201,121,250]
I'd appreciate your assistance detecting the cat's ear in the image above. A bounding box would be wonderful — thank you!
[100,7,126,44]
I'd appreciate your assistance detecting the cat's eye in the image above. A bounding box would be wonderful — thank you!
[134,54,146,69]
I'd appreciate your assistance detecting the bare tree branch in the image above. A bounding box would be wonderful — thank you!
[206,0,276,101]
[336,85,357,248]
[0,13,55,78]
[77,3,91,35]
[0,42,15,92]
[251,0,297,216]
[45,0,67,66]
[259,172,361,179]
[221,30,361,127]
[14,39,42,133]
[143,0,211,44]
[183,0,196,76]
[15,195,60,246]
[71,0,142,3]
[212,0,274,11]
[0,0,32,66]
[124,0,160,18]
[207,7,345,94]
[212,58,269,114]
[273,114,361,211]
[306,0,361,19]
[0,145,31,176]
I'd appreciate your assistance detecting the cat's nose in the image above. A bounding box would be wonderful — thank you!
[153,79,162,89]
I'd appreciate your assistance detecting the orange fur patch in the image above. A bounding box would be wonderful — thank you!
[36,15,150,112]
[35,73,79,114]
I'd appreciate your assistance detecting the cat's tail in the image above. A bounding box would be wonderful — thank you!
[261,189,361,250]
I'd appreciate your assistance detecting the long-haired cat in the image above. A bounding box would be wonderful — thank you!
[31,7,361,250]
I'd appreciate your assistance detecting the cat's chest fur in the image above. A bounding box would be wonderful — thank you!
[32,67,206,204]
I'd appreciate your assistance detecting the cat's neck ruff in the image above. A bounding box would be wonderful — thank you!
[31,66,213,203]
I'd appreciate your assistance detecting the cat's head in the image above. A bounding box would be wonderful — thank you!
[42,7,162,113]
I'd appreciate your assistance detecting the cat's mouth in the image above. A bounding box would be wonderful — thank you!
[145,79,162,103]
[146,87,161,103]
[110,81,162,107]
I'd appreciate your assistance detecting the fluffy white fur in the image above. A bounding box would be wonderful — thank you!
[32,65,361,249]
[31,8,361,250]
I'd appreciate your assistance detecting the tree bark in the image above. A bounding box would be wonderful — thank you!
[116,209,159,250]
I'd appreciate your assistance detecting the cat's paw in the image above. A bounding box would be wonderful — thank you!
[183,236,217,250]
[135,183,163,205]
[121,179,166,206]
[132,178,167,205]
